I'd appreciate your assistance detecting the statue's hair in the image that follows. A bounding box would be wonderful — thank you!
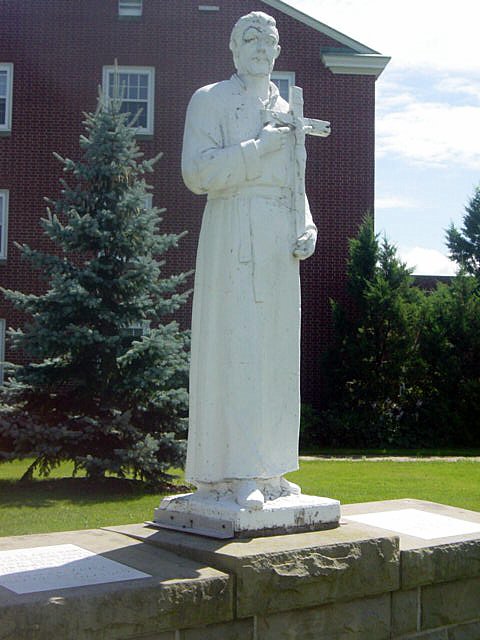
[229,11,279,54]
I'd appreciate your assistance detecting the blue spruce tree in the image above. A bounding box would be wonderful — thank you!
[0,86,190,484]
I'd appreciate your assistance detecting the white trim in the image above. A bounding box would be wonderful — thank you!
[198,5,220,10]
[260,0,379,54]
[102,65,155,135]
[0,189,9,259]
[271,71,295,101]
[118,0,142,17]
[321,52,391,78]
[0,63,13,133]
[0,319,5,384]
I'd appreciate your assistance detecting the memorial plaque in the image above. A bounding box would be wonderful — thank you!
[344,508,480,540]
[0,543,151,594]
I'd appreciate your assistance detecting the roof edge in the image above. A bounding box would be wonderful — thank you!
[321,52,391,79]
[260,0,380,54]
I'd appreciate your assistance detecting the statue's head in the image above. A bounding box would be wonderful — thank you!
[229,11,281,77]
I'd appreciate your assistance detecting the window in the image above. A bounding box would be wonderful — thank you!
[144,193,153,209]
[0,319,5,384]
[103,66,155,135]
[271,71,295,102]
[124,320,151,338]
[0,63,13,133]
[0,190,8,259]
[118,0,142,17]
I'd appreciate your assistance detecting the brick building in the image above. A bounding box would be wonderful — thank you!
[0,0,389,404]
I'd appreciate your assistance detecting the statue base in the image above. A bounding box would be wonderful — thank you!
[152,492,340,539]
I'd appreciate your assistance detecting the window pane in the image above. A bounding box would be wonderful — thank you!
[272,78,289,101]
[0,194,3,251]
[0,72,6,96]
[0,99,5,125]
[120,101,147,128]
[119,0,143,17]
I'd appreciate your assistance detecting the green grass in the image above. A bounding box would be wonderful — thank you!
[300,447,480,457]
[287,460,480,512]
[0,457,479,537]
[0,459,187,538]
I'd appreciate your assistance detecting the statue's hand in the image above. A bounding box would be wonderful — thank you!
[293,229,317,260]
[256,123,292,156]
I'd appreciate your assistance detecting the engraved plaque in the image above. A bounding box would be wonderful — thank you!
[344,508,480,540]
[0,543,151,594]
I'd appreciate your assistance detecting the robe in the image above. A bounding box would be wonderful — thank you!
[182,74,316,483]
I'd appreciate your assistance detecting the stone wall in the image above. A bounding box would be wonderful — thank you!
[1,499,479,639]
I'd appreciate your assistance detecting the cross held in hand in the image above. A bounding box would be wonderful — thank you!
[263,85,331,238]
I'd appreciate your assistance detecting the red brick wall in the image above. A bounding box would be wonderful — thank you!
[0,0,375,404]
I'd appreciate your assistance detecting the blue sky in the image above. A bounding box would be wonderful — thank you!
[285,0,480,274]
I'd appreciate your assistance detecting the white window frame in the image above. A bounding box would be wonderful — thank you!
[0,63,13,133]
[271,71,296,102]
[102,65,155,136]
[118,0,143,17]
[0,319,5,384]
[0,190,9,259]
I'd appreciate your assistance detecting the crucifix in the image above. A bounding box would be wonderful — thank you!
[264,85,331,238]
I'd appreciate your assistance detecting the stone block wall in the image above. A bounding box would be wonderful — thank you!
[1,500,479,640]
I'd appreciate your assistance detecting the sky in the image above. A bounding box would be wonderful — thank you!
[284,0,480,275]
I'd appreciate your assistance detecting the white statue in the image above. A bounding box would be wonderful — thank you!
[181,11,330,512]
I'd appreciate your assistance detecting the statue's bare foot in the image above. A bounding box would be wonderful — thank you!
[235,480,264,510]
[280,477,301,496]
[261,476,302,500]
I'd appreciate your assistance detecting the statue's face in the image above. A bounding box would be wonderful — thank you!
[234,24,280,77]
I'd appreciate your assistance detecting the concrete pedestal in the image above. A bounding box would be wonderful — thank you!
[153,491,341,538]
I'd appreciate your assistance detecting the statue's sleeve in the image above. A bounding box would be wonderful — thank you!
[182,88,262,195]
[305,195,318,237]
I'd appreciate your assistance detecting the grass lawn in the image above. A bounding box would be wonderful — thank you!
[0,457,479,537]
[287,459,480,513]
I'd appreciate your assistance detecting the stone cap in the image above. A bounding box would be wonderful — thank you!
[0,528,232,640]
[342,498,480,589]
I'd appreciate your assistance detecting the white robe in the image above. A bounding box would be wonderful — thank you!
[182,75,316,483]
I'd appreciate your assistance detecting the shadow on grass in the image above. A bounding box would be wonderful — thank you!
[0,477,191,509]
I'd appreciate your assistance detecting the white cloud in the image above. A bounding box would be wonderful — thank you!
[435,77,480,102]
[399,246,457,276]
[375,195,418,210]
[288,0,480,72]
[376,101,480,169]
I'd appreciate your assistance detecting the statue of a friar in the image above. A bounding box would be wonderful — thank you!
[181,11,330,512]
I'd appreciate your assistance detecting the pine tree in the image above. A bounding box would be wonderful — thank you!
[419,274,480,446]
[0,86,190,484]
[446,185,480,275]
[324,216,426,447]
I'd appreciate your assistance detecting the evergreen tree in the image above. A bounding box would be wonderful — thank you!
[418,274,480,446]
[324,216,426,447]
[446,185,480,275]
[0,87,190,483]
